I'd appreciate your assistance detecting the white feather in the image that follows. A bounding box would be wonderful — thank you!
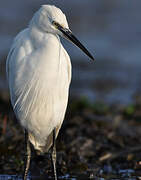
[6,5,71,152]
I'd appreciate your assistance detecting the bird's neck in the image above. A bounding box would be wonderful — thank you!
[29,25,60,48]
[29,25,63,71]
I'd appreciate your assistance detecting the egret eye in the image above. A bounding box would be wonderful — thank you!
[52,21,59,27]
[52,21,62,29]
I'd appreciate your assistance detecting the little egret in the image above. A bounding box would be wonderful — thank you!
[6,5,94,180]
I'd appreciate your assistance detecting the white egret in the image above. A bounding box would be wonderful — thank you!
[6,5,94,180]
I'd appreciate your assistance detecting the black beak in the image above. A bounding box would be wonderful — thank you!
[58,26,95,61]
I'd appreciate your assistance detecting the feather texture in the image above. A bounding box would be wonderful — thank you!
[7,25,71,152]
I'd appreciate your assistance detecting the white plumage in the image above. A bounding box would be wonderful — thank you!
[7,5,71,152]
[6,5,94,179]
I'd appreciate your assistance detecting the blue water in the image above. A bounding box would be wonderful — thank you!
[0,0,141,104]
[0,172,138,180]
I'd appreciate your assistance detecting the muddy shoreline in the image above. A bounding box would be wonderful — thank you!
[0,97,141,179]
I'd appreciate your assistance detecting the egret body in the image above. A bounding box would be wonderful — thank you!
[6,5,94,180]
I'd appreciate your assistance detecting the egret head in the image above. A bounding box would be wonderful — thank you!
[31,5,94,60]
[31,5,68,35]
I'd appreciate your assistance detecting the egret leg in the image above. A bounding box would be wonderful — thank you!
[51,129,57,180]
[23,130,31,180]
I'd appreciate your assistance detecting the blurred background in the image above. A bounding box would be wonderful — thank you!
[0,0,141,105]
[0,1,141,178]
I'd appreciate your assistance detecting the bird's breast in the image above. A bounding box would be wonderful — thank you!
[12,34,71,143]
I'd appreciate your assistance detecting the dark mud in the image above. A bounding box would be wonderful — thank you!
[0,97,141,179]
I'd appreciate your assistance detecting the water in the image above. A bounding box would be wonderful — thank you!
[0,175,88,180]
[0,169,140,180]
[0,0,141,104]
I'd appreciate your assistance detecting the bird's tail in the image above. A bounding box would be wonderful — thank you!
[28,125,60,153]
